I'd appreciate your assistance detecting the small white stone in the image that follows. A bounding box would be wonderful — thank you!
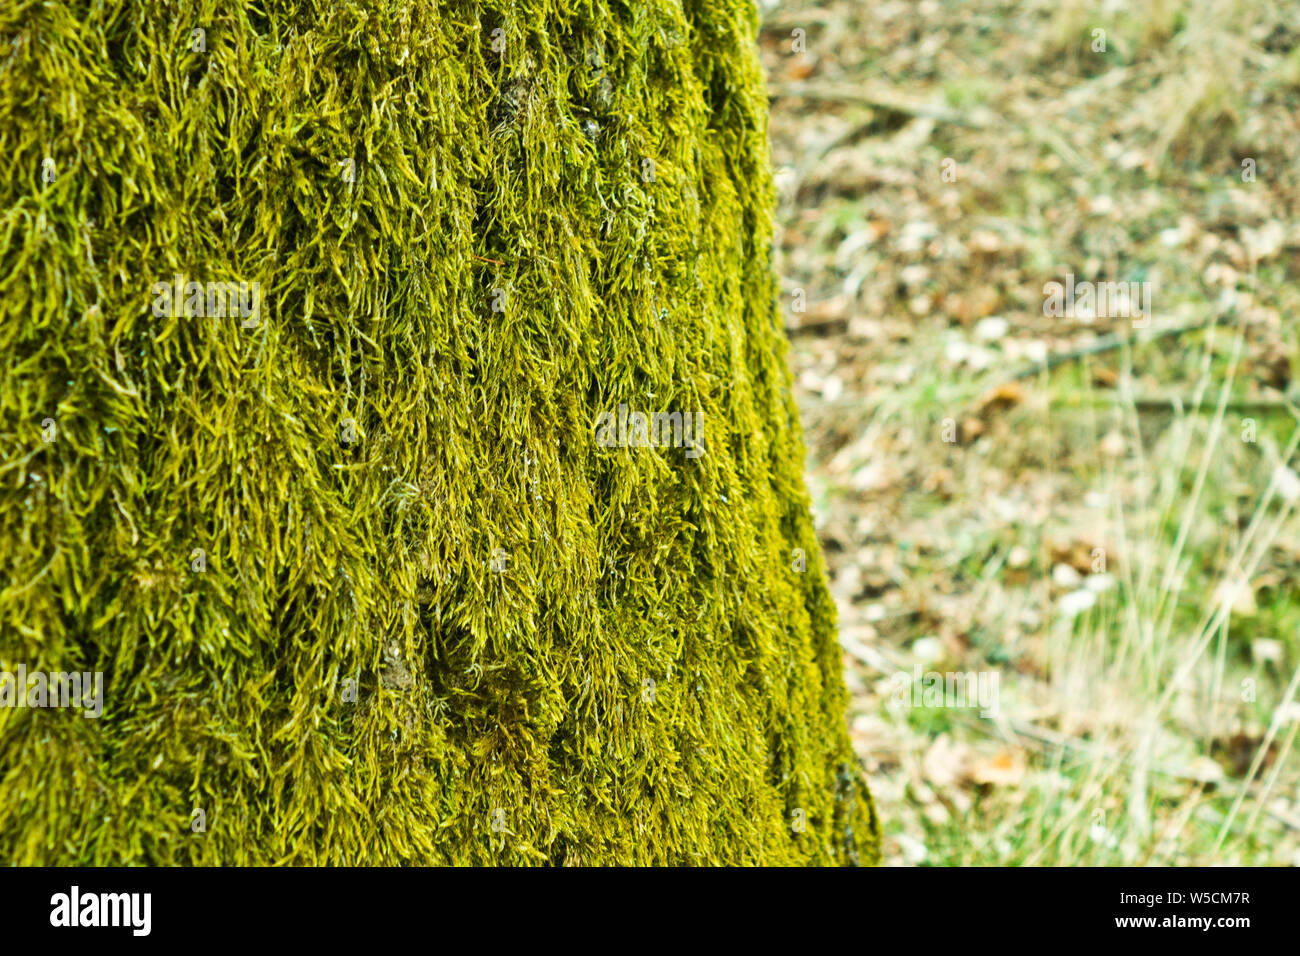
[1272,465,1300,503]
[911,636,944,663]
[1052,563,1082,588]
[974,316,1009,341]
[1058,589,1097,617]
[944,339,970,364]
[1085,572,1116,593]
[1253,638,1284,663]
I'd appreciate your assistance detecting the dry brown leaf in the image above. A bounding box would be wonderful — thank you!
[1092,365,1119,387]
[969,748,1027,787]
[977,382,1025,417]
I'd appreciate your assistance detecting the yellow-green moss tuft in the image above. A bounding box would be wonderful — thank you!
[0,0,880,865]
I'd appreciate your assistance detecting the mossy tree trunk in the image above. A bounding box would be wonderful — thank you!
[0,0,880,865]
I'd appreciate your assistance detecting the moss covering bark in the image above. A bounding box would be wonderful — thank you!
[0,0,880,865]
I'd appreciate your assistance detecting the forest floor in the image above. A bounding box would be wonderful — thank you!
[758,0,1300,865]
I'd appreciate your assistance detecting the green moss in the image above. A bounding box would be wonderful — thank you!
[0,0,879,865]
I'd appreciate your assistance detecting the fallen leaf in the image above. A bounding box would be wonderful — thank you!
[970,748,1026,786]
[1092,365,1119,387]
[977,382,1024,417]
[922,733,970,789]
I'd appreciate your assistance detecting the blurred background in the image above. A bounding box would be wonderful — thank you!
[758,0,1300,864]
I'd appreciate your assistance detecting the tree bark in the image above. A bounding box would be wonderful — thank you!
[0,0,880,865]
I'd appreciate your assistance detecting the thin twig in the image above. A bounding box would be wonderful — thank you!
[964,716,1232,787]
[1010,317,1220,380]
[767,82,991,129]
[1115,394,1295,413]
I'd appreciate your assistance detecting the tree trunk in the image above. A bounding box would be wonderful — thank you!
[0,0,880,865]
